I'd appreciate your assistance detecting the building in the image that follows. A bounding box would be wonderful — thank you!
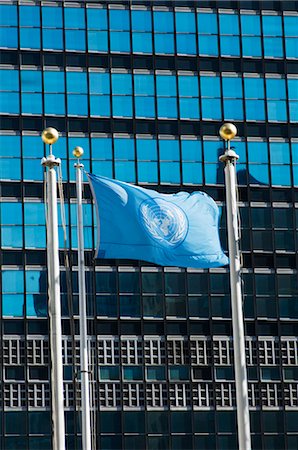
[0,0,298,449]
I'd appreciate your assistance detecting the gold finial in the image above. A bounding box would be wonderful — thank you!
[41,127,59,145]
[73,146,84,158]
[219,123,237,141]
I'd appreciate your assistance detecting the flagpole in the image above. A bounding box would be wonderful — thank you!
[219,123,251,450]
[41,128,66,450]
[73,146,92,450]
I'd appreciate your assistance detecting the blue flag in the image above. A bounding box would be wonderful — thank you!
[88,174,228,268]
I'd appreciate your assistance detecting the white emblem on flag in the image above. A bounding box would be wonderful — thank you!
[139,198,188,247]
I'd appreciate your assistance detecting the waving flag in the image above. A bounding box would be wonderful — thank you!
[88,174,228,268]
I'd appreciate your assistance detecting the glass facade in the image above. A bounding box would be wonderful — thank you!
[0,1,298,449]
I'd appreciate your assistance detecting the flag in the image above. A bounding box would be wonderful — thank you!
[88,174,228,268]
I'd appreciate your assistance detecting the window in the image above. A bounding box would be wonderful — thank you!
[0,4,18,48]
[0,68,19,114]
[19,5,40,50]
[87,7,108,52]
[153,10,174,54]
[269,141,291,186]
[111,73,133,117]
[219,13,240,57]
[131,8,152,54]
[200,74,222,120]
[0,135,21,180]
[89,71,110,117]
[197,10,218,56]
[262,14,283,58]
[181,138,202,184]
[2,270,24,317]
[114,137,136,182]
[288,78,298,122]
[175,9,196,55]
[136,138,158,183]
[64,7,86,51]
[222,75,243,120]
[247,140,269,185]
[178,74,200,120]
[42,6,63,50]
[134,73,155,118]
[109,8,130,53]
[284,15,298,59]
[44,70,65,115]
[156,73,177,119]
[266,77,287,122]
[159,138,180,184]
[244,76,265,121]
[240,13,262,58]
[91,136,113,178]
[66,71,88,116]
[24,202,46,248]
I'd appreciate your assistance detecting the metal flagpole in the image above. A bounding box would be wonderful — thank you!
[41,128,66,450]
[219,123,251,450]
[73,146,92,450]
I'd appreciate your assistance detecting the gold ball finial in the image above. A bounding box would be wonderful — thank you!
[219,123,237,141]
[73,146,84,158]
[41,127,59,145]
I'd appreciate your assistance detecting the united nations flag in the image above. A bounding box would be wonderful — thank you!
[88,174,228,268]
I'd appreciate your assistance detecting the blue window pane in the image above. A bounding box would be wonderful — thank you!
[67,72,87,93]
[242,36,262,57]
[220,35,240,56]
[197,12,218,34]
[114,138,134,159]
[200,76,221,97]
[219,13,239,34]
[44,94,65,115]
[89,73,110,94]
[112,96,133,117]
[90,95,110,117]
[0,28,18,48]
[267,100,287,121]
[270,143,290,164]
[248,142,268,163]
[136,139,157,160]
[42,6,63,27]
[181,140,202,161]
[20,6,40,26]
[91,137,112,158]
[109,9,130,30]
[0,158,21,180]
[0,69,19,90]
[154,11,174,32]
[244,77,264,98]
[88,30,108,52]
[123,366,142,380]
[0,136,20,157]
[135,97,155,118]
[67,95,88,116]
[263,37,283,58]
[21,70,42,92]
[157,98,177,118]
[288,80,298,100]
[44,71,65,93]
[240,14,261,35]
[203,141,222,163]
[65,30,86,51]
[198,35,218,56]
[154,34,174,54]
[176,34,196,55]
[266,78,286,99]
[0,92,19,113]
[182,162,203,184]
[22,93,42,114]
[284,16,298,36]
[137,162,158,183]
[175,12,195,32]
[286,38,298,58]
[156,75,176,96]
[132,32,152,53]
[1,226,23,247]
[289,102,298,122]
[64,7,85,28]
[248,164,269,185]
[246,100,265,121]
[20,28,40,49]
[262,15,282,36]
[134,74,154,95]
[0,5,17,26]
[179,98,199,119]
[201,99,222,120]
[24,203,45,225]
[87,8,107,29]
[27,294,47,317]
[159,140,179,160]
[271,165,291,186]
[204,164,219,184]
[1,202,22,225]
[292,143,298,163]
[96,295,117,316]
[110,31,130,52]
[22,136,42,157]
[222,77,243,98]
[131,10,152,32]
[2,270,24,293]
[42,29,63,50]
[160,162,180,184]
[2,295,24,317]
[178,76,198,96]
[115,162,135,182]
[111,74,132,94]
[119,296,140,317]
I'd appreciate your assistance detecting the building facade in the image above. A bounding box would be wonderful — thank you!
[0,0,298,449]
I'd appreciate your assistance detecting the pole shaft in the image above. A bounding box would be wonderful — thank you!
[224,159,251,450]
[46,164,66,450]
[75,164,92,450]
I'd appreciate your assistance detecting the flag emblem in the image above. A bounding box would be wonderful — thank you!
[139,198,188,248]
